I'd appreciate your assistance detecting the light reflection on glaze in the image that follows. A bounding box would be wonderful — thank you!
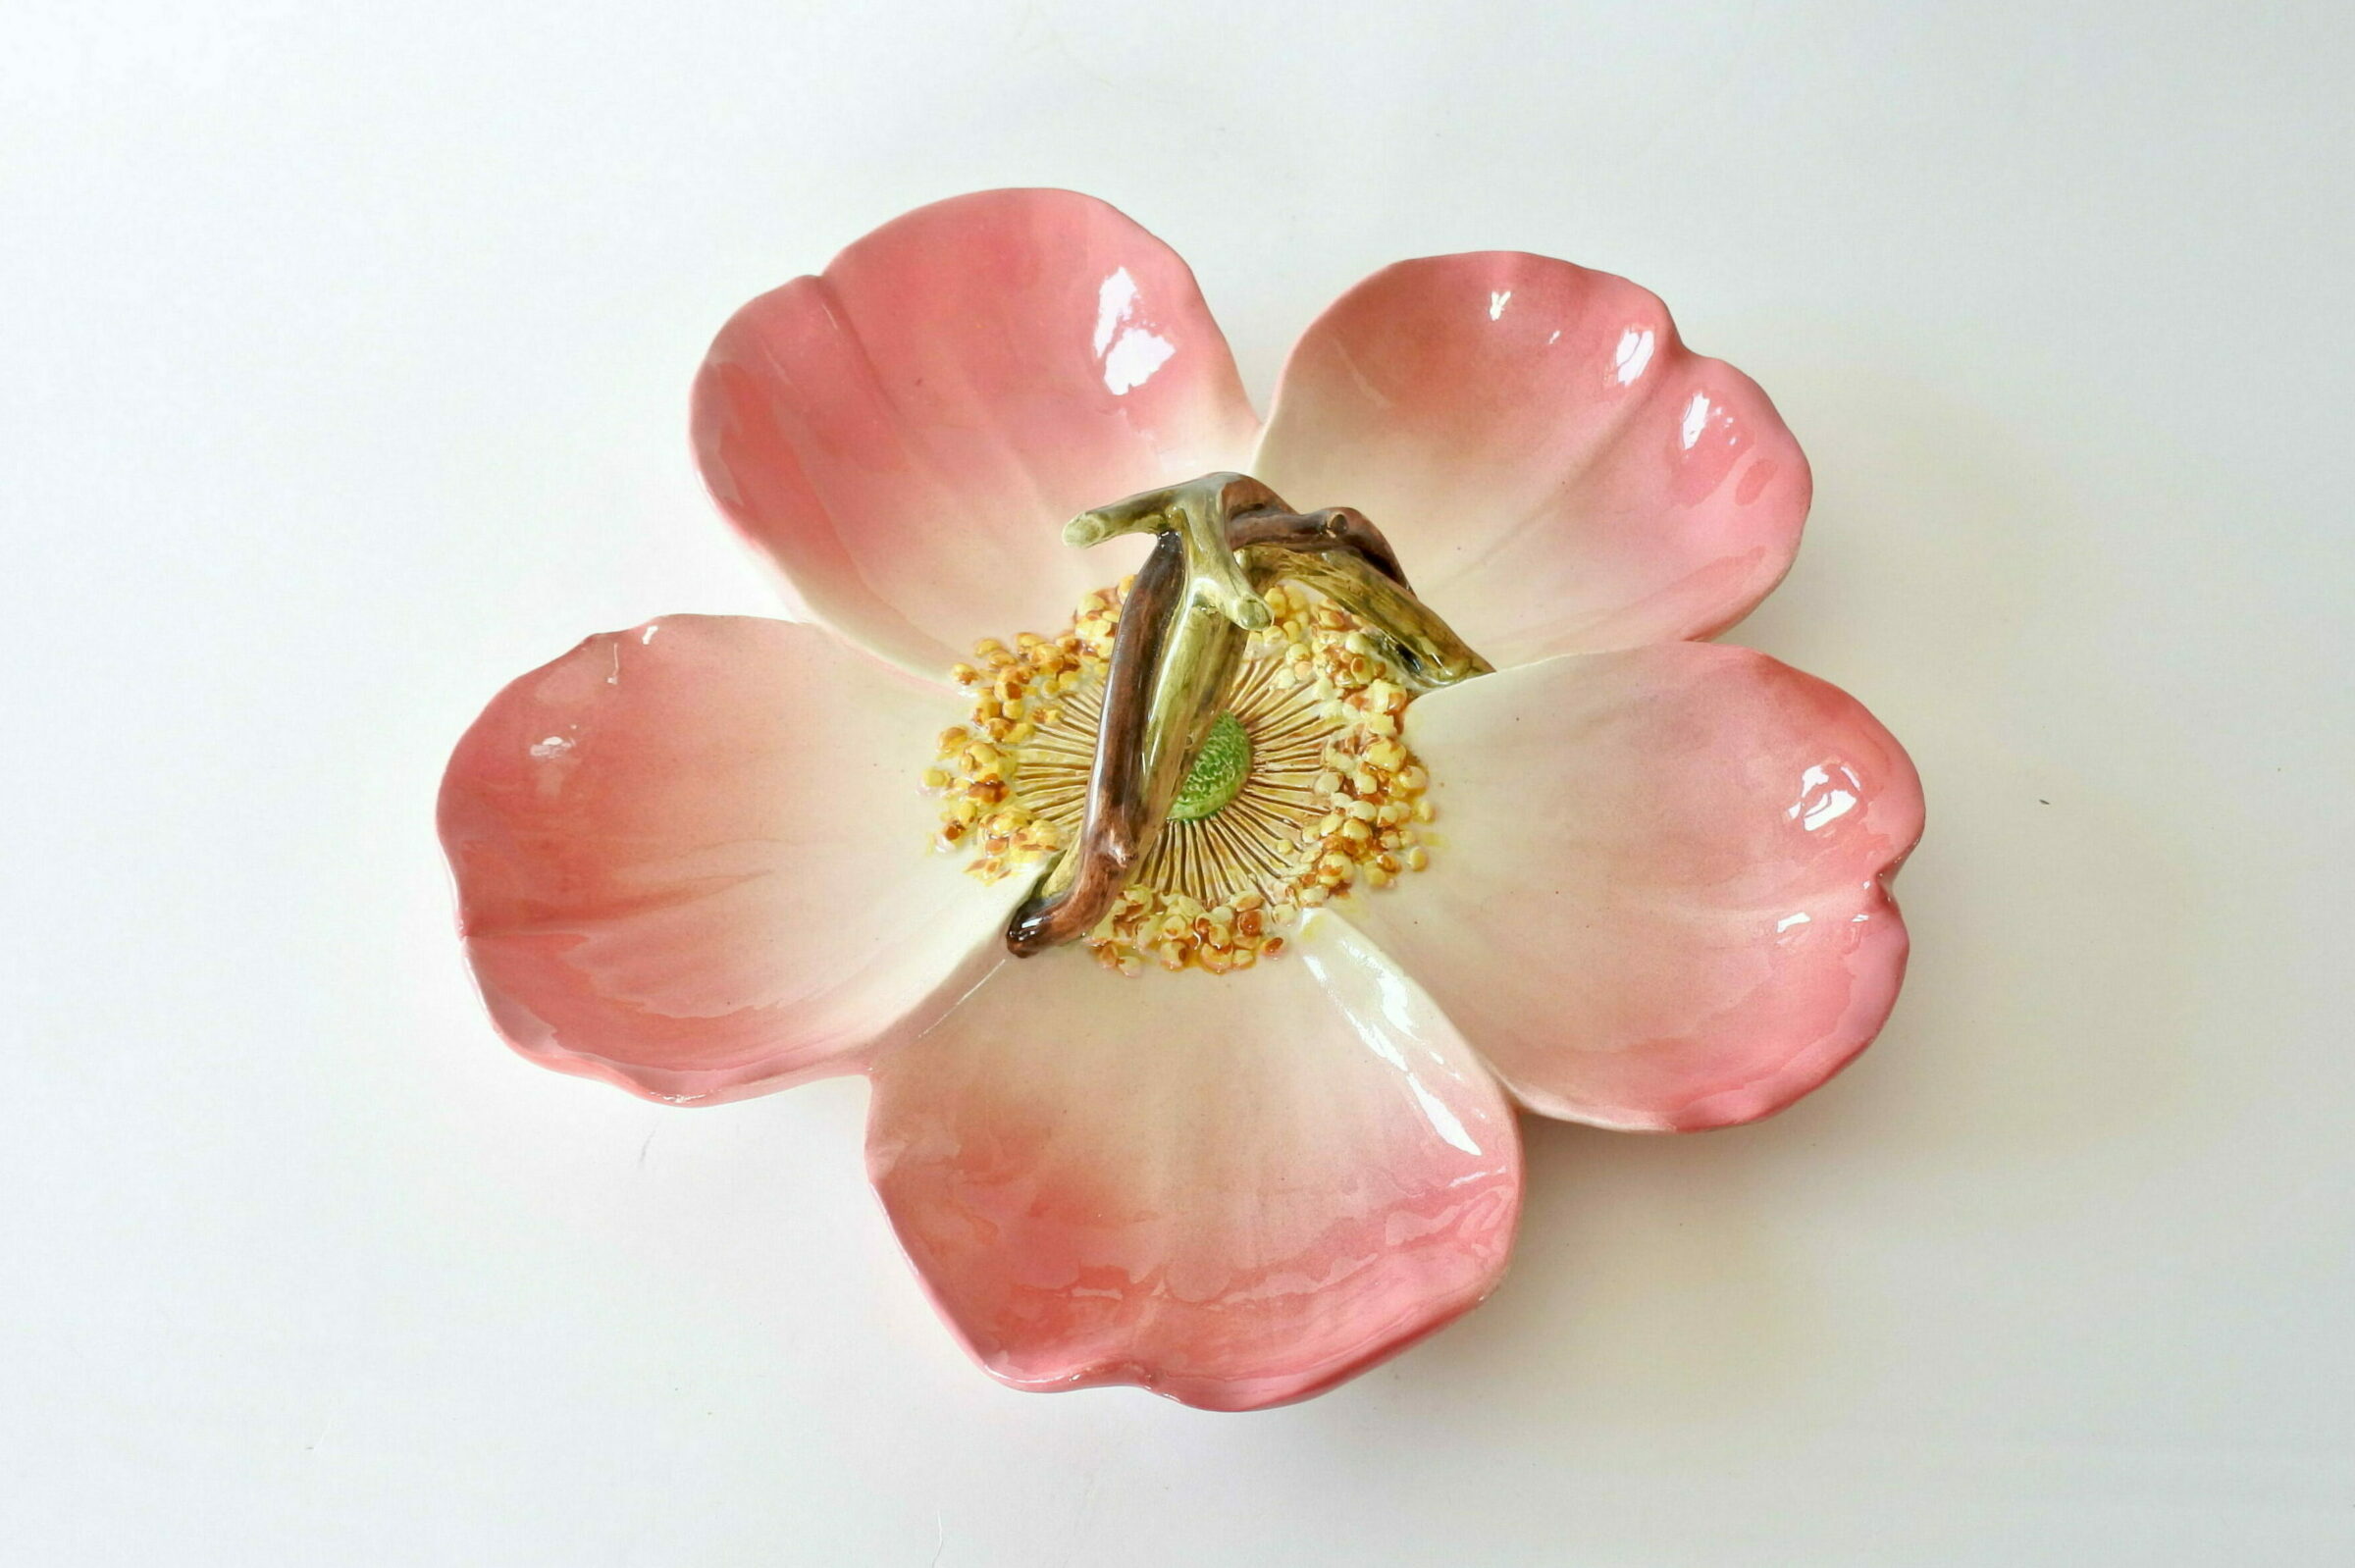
[1613,325,1655,384]
[440,191,1925,1414]
[1233,250,1816,662]
[1093,266,1177,395]
[1346,642,1922,1133]
[1091,266,1138,354]
[1302,932,1488,1160]
[1791,760,1864,832]
[689,189,1259,678]
[863,915,1520,1410]
[1680,390,1713,450]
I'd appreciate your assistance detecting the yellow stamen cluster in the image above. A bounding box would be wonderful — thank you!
[923,585,1125,873]
[1276,586,1438,904]
[923,579,1436,975]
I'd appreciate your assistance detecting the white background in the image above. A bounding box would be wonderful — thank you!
[6,2,2350,1562]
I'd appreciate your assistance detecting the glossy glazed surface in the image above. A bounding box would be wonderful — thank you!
[692,189,1258,678]
[439,615,1024,1104]
[440,187,1922,1410]
[1253,252,1811,669]
[31,16,2351,1557]
[867,915,1519,1411]
[1343,643,1921,1130]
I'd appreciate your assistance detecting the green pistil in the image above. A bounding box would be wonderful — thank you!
[1168,711,1251,822]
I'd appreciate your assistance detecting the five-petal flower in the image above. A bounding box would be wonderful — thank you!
[439,188,1922,1411]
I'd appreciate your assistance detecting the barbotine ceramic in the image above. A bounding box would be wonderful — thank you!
[438,189,1922,1411]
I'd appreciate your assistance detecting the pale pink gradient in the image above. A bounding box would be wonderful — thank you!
[443,191,1921,1412]
[438,616,1025,1104]
[865,915,1521,1412]
[1252,252,1810,669]
[692,188,1260,677]
[1337,644,1923,1131]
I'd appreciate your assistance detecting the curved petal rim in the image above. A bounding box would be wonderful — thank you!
[1340,642,1921,1131]
[864,913,1522,1410]
[692,188,1262,678]
[1253,250,1811,667]
[438,615,1027,1104]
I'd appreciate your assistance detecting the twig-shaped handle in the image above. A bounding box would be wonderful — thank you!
[1004,477,1488,957]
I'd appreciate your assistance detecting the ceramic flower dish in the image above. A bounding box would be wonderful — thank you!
[438,188,1922,1411]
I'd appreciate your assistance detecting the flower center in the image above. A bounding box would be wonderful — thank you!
[1168,712,1250,822]
[924,578,1436,975]
[921,471,1491,975]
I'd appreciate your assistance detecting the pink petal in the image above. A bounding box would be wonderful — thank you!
[1252,252,1810,666]
[865,915,1521,1411]
[1343,645,1921,1131]
[438,616,1024,1104]
[693,189,1260,677]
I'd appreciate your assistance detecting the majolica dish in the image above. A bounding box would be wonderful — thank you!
[437,189,1922,1411]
